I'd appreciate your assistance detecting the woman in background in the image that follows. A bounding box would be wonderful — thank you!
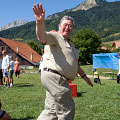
[14,57,20,78]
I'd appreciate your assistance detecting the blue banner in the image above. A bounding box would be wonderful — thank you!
[92,53,119,70]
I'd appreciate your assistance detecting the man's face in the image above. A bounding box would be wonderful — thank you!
[58,20,73,39]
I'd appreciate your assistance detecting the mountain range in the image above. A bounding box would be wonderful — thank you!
[46,0,106,20]
[0,0,120,43]
[0,20,28,31]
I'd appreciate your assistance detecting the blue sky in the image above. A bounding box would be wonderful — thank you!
[0,0,119,28]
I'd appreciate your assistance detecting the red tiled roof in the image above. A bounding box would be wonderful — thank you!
[112,41,120,47]
[0,37,41,63]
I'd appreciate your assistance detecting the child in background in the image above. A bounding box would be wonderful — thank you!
[8,56,14,87]
[93,69,101,85]
[0,99,11,120]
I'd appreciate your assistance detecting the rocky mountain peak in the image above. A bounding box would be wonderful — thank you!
[72,0,106,11]
[47,0,106,20]
[0,20,28,31]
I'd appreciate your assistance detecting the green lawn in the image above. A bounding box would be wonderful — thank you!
[0,67,120,120]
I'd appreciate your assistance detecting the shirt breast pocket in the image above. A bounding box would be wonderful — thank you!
[65,46,72,55]
[65,42,71,49]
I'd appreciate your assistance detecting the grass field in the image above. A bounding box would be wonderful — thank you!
[0,66,120,120]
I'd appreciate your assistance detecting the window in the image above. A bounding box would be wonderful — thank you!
[1,46,6,51]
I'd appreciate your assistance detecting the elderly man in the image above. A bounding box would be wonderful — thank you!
[33,3,93,120]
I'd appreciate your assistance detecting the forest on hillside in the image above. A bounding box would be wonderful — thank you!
[0,1,120,43]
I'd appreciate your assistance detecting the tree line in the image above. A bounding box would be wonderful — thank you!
[0,1,120,64]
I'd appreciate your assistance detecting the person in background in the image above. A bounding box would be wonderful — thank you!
[33,3,93,120]
[0,99,11,120]
[2,50,10,88]
[117,50,120,84]
[0,54,3,85]
[8,56,14,87]
[117,50,120,96]
[14,57,20,78]
[93,69,101,85]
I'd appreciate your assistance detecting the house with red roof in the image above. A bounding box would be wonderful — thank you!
[0,37,41,68]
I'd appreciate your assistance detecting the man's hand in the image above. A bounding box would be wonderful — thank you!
[33,3,45,23]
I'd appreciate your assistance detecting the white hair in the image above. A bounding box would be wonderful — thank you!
[59,16,74,26]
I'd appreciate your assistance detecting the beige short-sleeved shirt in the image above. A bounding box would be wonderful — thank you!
[43,32,79,80]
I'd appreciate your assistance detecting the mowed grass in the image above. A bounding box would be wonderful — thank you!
[0,66,120,120]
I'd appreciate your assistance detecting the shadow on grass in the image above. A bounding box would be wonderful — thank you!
[100,83,105,85]
[77,92,87,97]
[14,83,34,88]
[12,116,35,120]
[94,83,105,85]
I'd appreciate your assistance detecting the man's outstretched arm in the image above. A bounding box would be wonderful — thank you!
[77,64,93,87]
[33,3,46,44]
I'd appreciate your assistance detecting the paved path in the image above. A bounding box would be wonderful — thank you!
[21,71,116,80]
[86,75,116,80]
